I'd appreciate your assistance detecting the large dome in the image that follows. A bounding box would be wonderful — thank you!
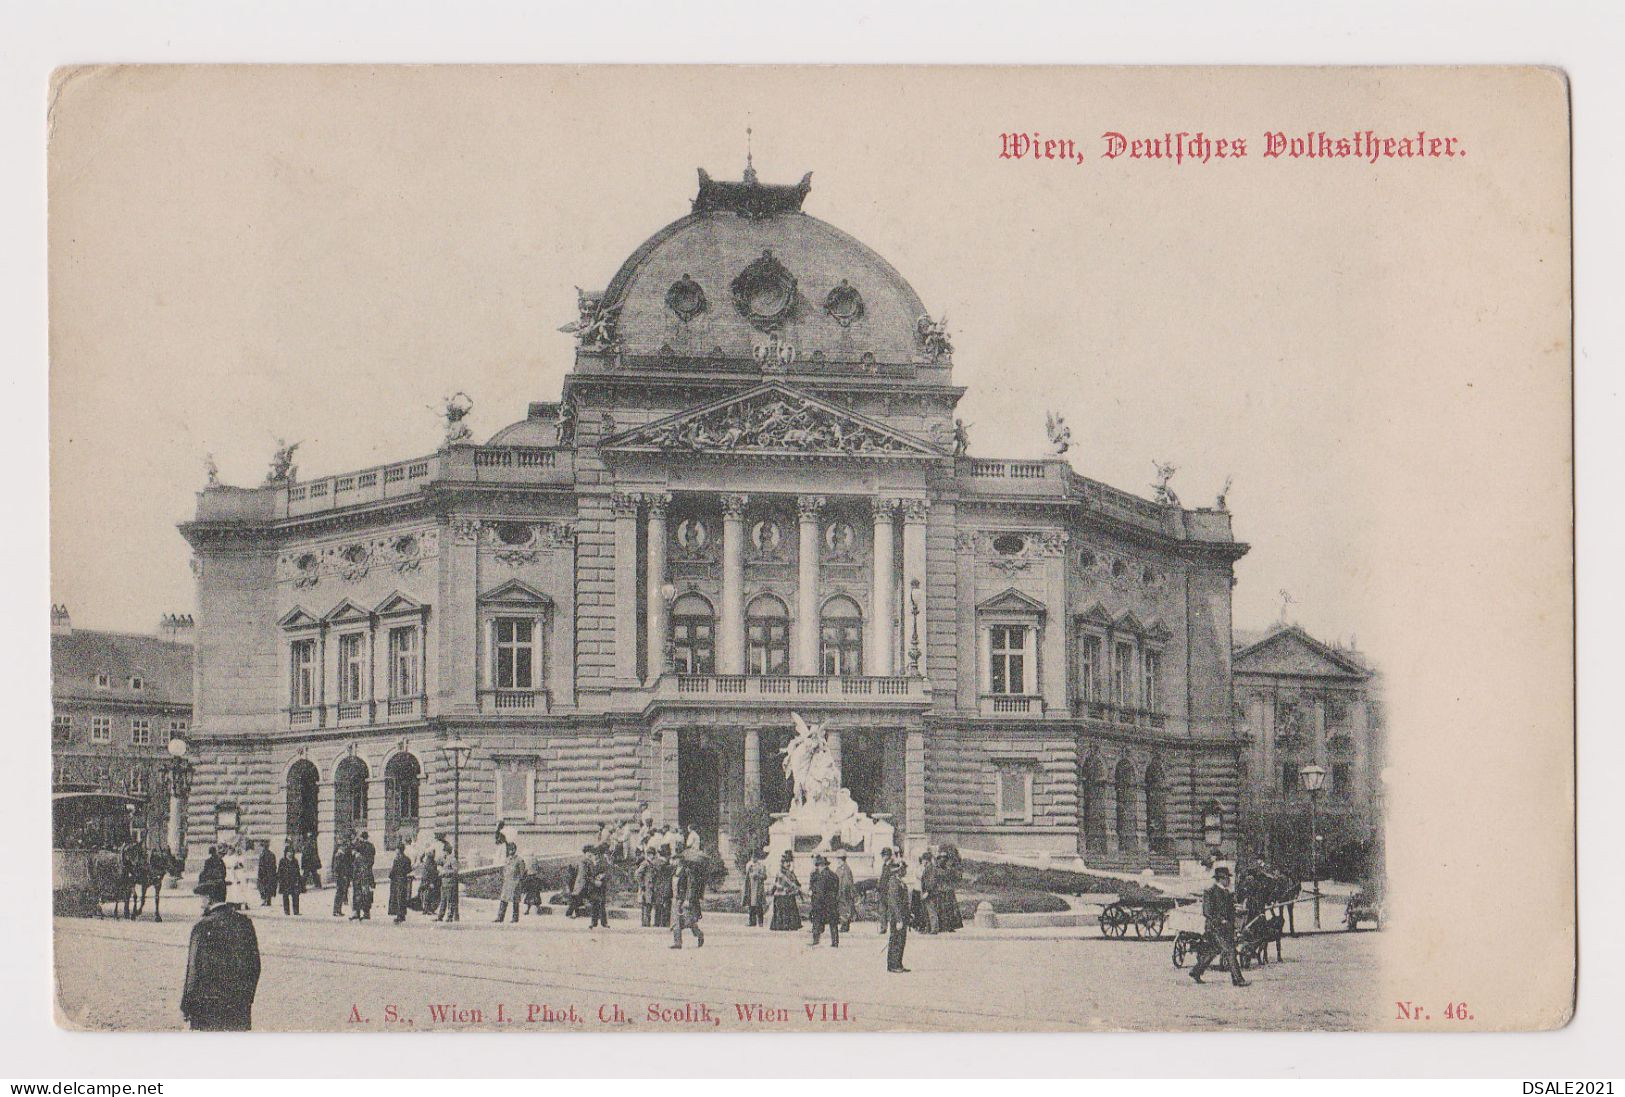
[595,168,931,365]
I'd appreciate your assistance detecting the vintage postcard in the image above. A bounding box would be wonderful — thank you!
[46,65,1573,1034]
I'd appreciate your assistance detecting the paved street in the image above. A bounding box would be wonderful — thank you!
[55,895,1378,1033]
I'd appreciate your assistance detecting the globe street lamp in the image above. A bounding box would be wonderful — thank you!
[1298,763,1327,929]
[441,736,474,922]
[165,736,193,857]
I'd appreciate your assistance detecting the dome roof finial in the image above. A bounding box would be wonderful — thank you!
[743,126,757,184]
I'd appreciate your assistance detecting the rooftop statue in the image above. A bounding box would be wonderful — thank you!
[1152,460,1181,506]
[915,313,954,360]
[557,287,621,349]
[439,391,474,447]
[1046,411,1072,456]
[266,439,301,485]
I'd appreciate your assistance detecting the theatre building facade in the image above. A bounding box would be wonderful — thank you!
[179,166,1249,873]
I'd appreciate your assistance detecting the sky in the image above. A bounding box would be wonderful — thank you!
[48,66,1567,662]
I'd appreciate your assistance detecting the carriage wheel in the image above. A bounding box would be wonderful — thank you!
[1099,907,1128,938]
[1145,913,1167,940]
[1172,936,1190,968]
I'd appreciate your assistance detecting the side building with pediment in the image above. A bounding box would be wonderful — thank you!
[179,164,1250,875]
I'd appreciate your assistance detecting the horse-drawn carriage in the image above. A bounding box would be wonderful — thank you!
[1097,896,1178,939]
[52,791,182,920]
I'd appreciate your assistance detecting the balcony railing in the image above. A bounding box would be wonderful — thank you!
[384,696,425,721]
[979,694,1043,717]
[660,674,926,703]
[1072,697,1168,728]
[479,689,552,714]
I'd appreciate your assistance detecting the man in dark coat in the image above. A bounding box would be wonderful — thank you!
[276,844,303,915]
[387,846,413,923]
[299,832,322,890]
[181,879,261,1030]
[742,850,768,928]
[634,847,658,926]
[668,853,705,949]
[1190,865,1249,986]
[652,850,675,928]
[807,855,840,947]
[834,852,857,932]
[919,852,940,934]
[881,848,909,972]
[255,841,278,906]
[330,838,354,917]
[586,845,611,929]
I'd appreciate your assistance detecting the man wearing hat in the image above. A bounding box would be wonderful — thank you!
[1189,865,1249,986]
[880,848,909,973]
[181,878,262,1030]
[807,854,840,948]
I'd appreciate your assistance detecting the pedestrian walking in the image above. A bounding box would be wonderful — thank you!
[769,851,803,931]
[255,841,277,907]
[919,851,940,934]
[935,850,963,932]
[495,843,522,923]
[743,848,768,927]
[436,851,460,922]
[668,854,705,949]
[634,847,658,926]
[1189,865,1249,986]
[834,852,856,932]
[388,846,413,923]
[276,844,303,915]
[181,879,261,1031]
[418,849,441,915]
[300,832,323,891]
[881,848,909,973]
[587,844,611,928]
[330,838,354,917]
[807,855,840,947]
[568,844,594,920]
[652,850,675,928]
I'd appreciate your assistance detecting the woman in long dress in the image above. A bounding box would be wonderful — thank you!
[935,851,963,932]
[769,851,803,931]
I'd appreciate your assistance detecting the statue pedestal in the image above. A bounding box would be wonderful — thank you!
[767,790,895,882]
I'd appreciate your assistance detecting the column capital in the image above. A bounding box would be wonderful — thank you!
[645,491,673,518]
[720,493,751,519]
[611,491,641,517]
[899,497,931,524]
[796,494,827,520]
[869,496,901,521]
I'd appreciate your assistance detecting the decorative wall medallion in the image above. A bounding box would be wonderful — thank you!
[293,552,320,588]
[392,534,421,574]
[823,279,865,327]
[494,522,535,548]
[729,250,798,330]
[338,543,371,582]
[750,519,784,560]
[824,521,856,562]
[673,517,712,560]
[664,274,708,322]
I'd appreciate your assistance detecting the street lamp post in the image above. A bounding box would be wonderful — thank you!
[660,582,677,676]
[165,737,193,858]
[1298,763,1327,929]
[907,579,922,677]
[441,736,473,923]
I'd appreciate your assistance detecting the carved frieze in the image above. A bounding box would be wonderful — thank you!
[628,392,917,455]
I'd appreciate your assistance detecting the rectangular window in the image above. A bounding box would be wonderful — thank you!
[94,673,110,690]
[1112,641,1135,705]
[494,618,535,689]
[215,804,240,846]
[338,633,366,702]
[52,714,71,742]
[129,768,148,796]
[290,638,317,708]
[130,718,152,746]
[497,765,536,819]
[671,616,714,675]
[1332,762,1353,800]
[169,719,189,740]
[388,626,420,698]
[990,625,1028,695]
[90,716,112,744]
[1141,648,1162,712]
[1079,633,1103,702]
[746,614,789,676]
[129,676,144,691]
[996,765,1034,822]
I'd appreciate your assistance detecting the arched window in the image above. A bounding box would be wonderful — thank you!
[286,759,319,843]
[1145,760,1170,854]
[746,594,789,676]
[1080,755,1109,855]
[669,594,715,675]
[334,756,369,843]
[1115,760,1139,853]
[819,596,864,677]
[384,752,422,849]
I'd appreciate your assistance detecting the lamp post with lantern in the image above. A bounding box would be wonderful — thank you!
[164,736,193,857]
[660,582,677,675]
[441,736,474,923]
[1298,762,1327,929]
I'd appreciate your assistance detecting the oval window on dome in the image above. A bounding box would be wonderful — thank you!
[730,250,798,328]
[664,274,708,323]
[823,280,865,327]
[993,534,1026,556]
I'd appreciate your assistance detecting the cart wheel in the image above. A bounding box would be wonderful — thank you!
[1172,937,1189,968]
[1147,914,1167,939]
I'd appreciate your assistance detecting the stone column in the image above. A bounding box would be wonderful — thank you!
[794,495,825,675]
[612,493,641,682]
[719,494,749,675]
[743,727,761,811]
[900,498,929,675]
[904,728,926,851]
[868,498,898,676]
[644,492,671,682]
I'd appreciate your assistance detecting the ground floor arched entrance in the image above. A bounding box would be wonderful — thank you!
[286,759,319,845]
[334,755,369,842]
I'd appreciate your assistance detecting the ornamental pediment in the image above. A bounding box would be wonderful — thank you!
[1235,626,1368,678]
[976,587,1047,615]
[478,578,554,609]
[601,383,943,459]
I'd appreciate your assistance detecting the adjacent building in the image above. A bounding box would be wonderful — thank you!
[51,605,194,845]
[178,164,1250,873]
[1232,624,1385,875]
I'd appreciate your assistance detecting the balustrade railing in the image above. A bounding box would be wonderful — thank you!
[667,674,922,701]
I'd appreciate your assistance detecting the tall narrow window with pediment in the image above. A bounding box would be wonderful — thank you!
[670,594,715,675]
[1141,648,1163,712]
[819,596,864,677]
[1079,633,1104,702]
[1111,640,1136,707]
[388,626,419,699]
[746,594,789,676]
[990,625,1030,695]
[290,638,317,708]
[337,633,366,703]
[494,618,535,689]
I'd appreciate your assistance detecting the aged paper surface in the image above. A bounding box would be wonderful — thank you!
[47,65,1572,1033]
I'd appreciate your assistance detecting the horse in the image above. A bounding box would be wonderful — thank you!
[87,849,132,919]
[127,847,185,922]
[1239,912,1286,969]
